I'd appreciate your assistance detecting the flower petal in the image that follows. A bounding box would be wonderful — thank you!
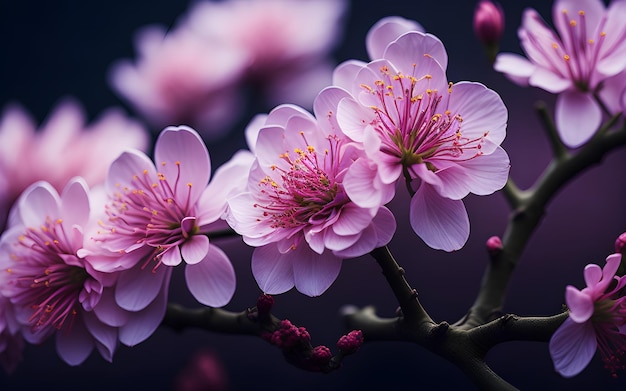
[181,235,209,265]
[115,262,170,311]
[555,91,601,148]
[410,184,469,251]
[154,126,211,204]
[549,317,597,378]
[366,16,424,60]
[185,245,235,307]
[493,53,535,86]
[55,318,94,366]
[565,286,594,323]
[292,246,342,297]
[119,281,168,347]
[251,244,295,295]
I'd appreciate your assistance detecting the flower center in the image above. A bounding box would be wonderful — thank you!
[254,133,344,229]
[99,161,197,265]
[592,297,626,377]
[7,217,90,332]
[361,65,485,175]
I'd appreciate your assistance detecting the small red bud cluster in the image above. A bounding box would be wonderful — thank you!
[337,330,364,355]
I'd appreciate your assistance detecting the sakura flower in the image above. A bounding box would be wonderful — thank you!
[0,178,147,365]
[109,26,249,140]
[180,0,348,108]
[0,99,148,231]
[226,90,396,297]
[332,29,510,251]
[550,253,626,378]
[93,126,253,309]
[494,0,626,147]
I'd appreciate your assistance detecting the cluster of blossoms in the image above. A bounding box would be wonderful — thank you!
[109,0,348,140]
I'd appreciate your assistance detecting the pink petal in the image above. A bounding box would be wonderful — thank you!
[555,91,601,148]
[383,32,448,72]
[332,204,374,236]
[336,97,374,143]
[244,114,268,153]
[332,207,396,258]
[185,245,235,307]
[446,81,508,153]
[82,310,117,362]
[493,53,535,86]
[565,286,594,323]
[344,158,386,208]
[181,235,209,265]
[410,185,469,251]
[115,263,171,311]
[529,67,572,94]
[549,318,597,378]
[119,282,168,347]
[313,86,351,135]
[154,126,210,205]
[55,318,94,366]
[18,182,60,227]
[332,60,367,90]
[433,146,510,199]
[93,289,130,327]
[60,178,90,230]
[366,16,424,60]
[251,244,295,295]
[161,246,182,267]
[106,150,157,191]
[583,263,603,288]
[322,230,361,252]
[292,247,342,297]
[372,207,397,247]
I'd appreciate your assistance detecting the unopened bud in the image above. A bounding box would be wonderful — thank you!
[337,330,364,355]
[473,0,505,62]
[615,232,626,255]
[486,235,503,257]
[256,293,274,321]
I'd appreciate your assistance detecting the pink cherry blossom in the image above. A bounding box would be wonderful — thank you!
[0,178,162,365]
[494,0,626,147]
[180,0,348,108]
[226,90,396,297]
[109,26,249,141]
[549,254,626,378]
[92,126,253,309]
[332,29,510,251]
[0,99,148,231]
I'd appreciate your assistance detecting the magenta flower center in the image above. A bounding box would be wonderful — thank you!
[7,217,90,332]
[361,65,486,174]
[103,161,198,262]
[254,133,346,229]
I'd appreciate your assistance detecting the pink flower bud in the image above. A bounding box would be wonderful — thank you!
[486,235,503,256]
[615,232,626,255]
[256,293,274,320]
[473,0,504,46]
[337,330,364,355]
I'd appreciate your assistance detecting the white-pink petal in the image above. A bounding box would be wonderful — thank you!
[493,53,535,86]
[565,286,594,323]
[410,185,469,251]
[55,319,94,366]
[292,247,342,297]
[549,318,597,378]
[185,245,235,307]
[115,263,170,311]
[119,283,168,347]
[366,16,424,60]
[181,235,210,265]
[555,91,601,148]
[251,244,295,295]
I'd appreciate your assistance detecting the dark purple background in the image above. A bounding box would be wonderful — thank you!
[1,0,625,390]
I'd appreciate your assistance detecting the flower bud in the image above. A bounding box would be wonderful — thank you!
[486,235,503,257]
[337,330,364,355]
[615,232,626,255]
[473,0,504,62]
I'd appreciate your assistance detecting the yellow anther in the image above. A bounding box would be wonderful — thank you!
[570,20,577,27]
[307,145,315,153]
[143,169,148,175]
[360,84,373,92]
[578,10,585,16]
[601,31,607,37]
[187,182,192,187]
[552,43,558,49]
[161,161,166,166]
[564,54,570,61]
[175,161,181,166]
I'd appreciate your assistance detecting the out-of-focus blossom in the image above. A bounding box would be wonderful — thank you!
[226,89,396,297]
[0,178,161,365]
[332,27,509,251]
[494,0,626,147]
[0,99,148,231]
[0,296,23,374]
[109,26,249,141]
[473,0,505,62]
[181,0,348,108]
[550,254,626,378]
[174,349,229,391]
[91,126,253,310]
